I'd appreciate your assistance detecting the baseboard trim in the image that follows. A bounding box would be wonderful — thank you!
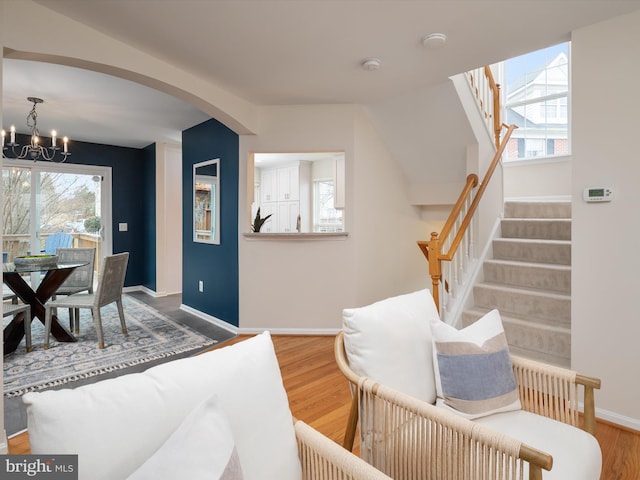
[123,285,157,297]
[504,195,572,202]
[596,407,640,432]
[179,304,238,335]
[238,328,340,336]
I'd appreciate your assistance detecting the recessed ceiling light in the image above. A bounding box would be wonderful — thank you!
[422,33,447,48]
[361,57,381,71]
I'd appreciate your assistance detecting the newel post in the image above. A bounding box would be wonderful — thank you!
[427,232,442,313]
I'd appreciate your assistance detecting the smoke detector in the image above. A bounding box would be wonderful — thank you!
[361,57,382,71]
[422,33,447,48]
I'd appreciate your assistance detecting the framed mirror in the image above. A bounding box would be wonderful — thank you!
[193,158,220,244]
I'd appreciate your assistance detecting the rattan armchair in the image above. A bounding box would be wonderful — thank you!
[294,418,392,479]
[334,290,602,480]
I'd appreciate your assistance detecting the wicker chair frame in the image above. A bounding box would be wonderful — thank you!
[335,331,601,480]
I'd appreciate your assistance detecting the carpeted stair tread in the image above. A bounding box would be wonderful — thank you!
[473,282,570,327]
[461,200,573,365]
[501,218,571,240]
[461,307,571,368]
[504,201,571,219]
[492,238,571,265]
[508,345,570,368]
[483,259,571,293]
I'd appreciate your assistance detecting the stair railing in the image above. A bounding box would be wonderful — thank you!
[467,65,502,149]
[418,123,517,316]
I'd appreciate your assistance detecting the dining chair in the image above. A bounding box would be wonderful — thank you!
[3,302,32,352]
[53,247,96,333]
[44,252,129,349]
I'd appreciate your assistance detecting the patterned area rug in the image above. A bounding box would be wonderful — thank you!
[3,295,218,397]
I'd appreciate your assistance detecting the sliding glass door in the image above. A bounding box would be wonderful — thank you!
[2,161,112,269]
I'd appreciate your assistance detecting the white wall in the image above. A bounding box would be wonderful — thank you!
[503,157,572,199]
[352,108,430,304]
[572,10,640,430]
[238,105,428,332]
[155,143,182,296]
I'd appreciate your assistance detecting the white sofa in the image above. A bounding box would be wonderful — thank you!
[337,289,602,479]
[23,332,391,480]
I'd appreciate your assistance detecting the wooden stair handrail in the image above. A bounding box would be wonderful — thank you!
[418,123,517,312]
[444,123,517,261]
[417,173,478,262]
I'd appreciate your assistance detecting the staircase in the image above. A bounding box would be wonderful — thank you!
[462,200,572,367]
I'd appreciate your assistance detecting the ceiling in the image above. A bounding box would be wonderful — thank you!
[3,1,640,150]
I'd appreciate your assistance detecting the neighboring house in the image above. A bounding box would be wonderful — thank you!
[505,51,570,160]
[0,0,638,438]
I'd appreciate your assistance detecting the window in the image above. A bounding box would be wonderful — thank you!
[313,179,343,232]
[503,42,570,160]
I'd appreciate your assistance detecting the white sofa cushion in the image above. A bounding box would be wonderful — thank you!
[127,394,243,480]
[23,332,300,480]
[476,410,602,479]
[431,309,521,418]
[343,289,439,404]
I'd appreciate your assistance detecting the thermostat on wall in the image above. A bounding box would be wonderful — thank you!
[583,187,613,203]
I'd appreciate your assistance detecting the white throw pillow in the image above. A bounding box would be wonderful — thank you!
[127,394,243,480]
[342,289,439,403]
[431,309,521,419]
[24,332,300,480]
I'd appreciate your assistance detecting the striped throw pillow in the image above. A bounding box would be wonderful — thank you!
[431,309,521,419]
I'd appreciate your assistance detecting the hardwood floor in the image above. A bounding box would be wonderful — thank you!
[8,335,640,479]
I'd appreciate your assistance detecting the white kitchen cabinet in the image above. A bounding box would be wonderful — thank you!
[277,202,300,232]
[260,168,277,203]
[258,162,310,232]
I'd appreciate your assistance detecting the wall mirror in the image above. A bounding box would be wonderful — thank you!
[249,152,345,234]
[193,158,220,244]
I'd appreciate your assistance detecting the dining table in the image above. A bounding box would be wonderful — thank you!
[3,260,88,354]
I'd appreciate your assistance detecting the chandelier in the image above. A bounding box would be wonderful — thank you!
[1,97,71,162]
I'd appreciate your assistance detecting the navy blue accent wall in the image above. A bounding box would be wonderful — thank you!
[182,119,239,327]
[141,144,157,291]
[8,134,155,288]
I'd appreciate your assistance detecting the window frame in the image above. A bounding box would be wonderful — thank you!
[501,42,571,162]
